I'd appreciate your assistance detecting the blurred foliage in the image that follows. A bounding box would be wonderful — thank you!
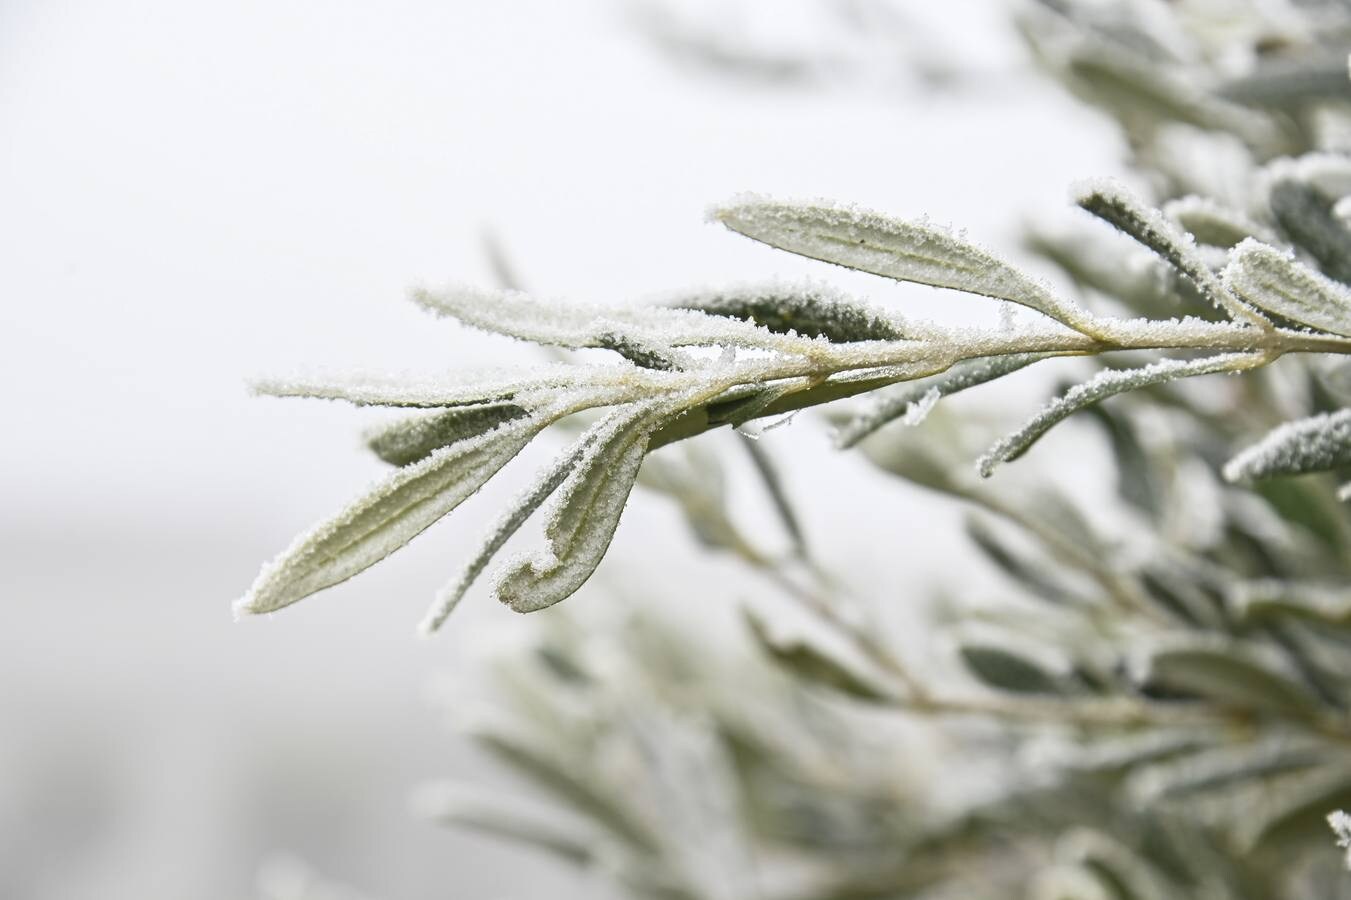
[420,2,1351,897]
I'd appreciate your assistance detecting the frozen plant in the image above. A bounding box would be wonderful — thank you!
[239,181,1351,632]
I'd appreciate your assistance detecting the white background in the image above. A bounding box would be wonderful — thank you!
[0,1,1123,897]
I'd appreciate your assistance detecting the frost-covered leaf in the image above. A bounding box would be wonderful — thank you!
[494,402,670,613]
[366,404,528,466]
[252,363,634,409]
[1137,642,1319,716]
[1269,179,1351,285]
[835,353,1046,449]
[411,283,822,359]
[1223,409,1351,482]
[979,353,1261,477]
[713,194,1097,331]
[668,281,910,342]
[1223,240,1351,337]
[420,425,599,633]
[1075,179,1266,325]
[238,412,551,616]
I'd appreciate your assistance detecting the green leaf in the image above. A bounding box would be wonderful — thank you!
[366,404,529,466]
[415,783,598,867]
[1139,642,1319,716]
[958,643,1065,695]
[1223,239,1351,337]
[669,282,910,342]
[834,353,1048,449]
[1128,737,1326,803]
[238,412,550,616]
[743,607,889,702]
[1074,180,1266,326]
[1268,179,1351,285]
[494,402,669,613]
[979,353,1262,477]
[1223,409,1351,482]
[713,195,1098,332]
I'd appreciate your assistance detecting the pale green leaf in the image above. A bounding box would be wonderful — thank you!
[238,413,550,616]
[366,403,528,466]
[1223,240,1351,337]
[494,401,669,613]
[1223,409,1351,482]
[979,353,1262,477]
[1075,179,1267,326]
[1139,642,1319,716]
[713,194,1098,332]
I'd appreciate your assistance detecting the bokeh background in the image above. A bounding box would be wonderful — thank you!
[0,1,1125,897]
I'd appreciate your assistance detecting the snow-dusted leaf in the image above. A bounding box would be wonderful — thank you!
[411,283,822,359]
[419,426,598,633]
[1218,60,1351,107]
[668,281,910,342]
[713,194,1097,331]
[238,413,551,616]
[1224,240,1351,337]
[252,363,633,409]
[1223,408,1351,482]
[494,402,670,613]
[1137,642,1319,716]
[1269,179,1351,285]
[366,404,528,466]
[1075,179,1267,326]
[835,353,1047,449]
[979,353,1261,477]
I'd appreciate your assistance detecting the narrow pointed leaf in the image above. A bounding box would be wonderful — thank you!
[959,643,1065,696]
[668,282,911,342]
[1269,179,1351,284]
[743,608,888,702]
[419,425,599,633]
[238,413,549,616]
[1075,180,1267,326]
[1223,408,1351,482]
[979,353,1261,477]
[713,194,1098,331]
[494,402,669,613]
[366,404,529,466]
[1139,642,1319,716]
[1224,239,1351,337]
[835,353,1047,448]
